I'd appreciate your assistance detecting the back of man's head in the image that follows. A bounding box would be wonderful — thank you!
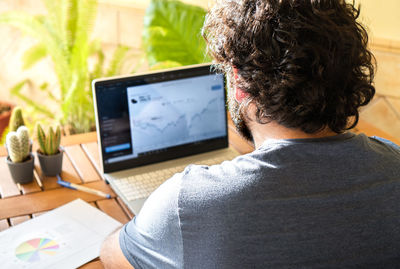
[203,0,375,134]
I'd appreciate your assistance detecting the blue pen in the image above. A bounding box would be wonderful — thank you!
[57,175,111,199]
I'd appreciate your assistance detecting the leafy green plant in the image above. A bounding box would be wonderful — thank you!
[143,0,211,69]
[0,0,139,134]
[6,126,31,163]
[36,123,61,155]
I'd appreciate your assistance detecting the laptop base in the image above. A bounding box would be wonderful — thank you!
[105,147,240,216]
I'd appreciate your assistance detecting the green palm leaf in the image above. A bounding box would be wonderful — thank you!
[143,0,211,67]
[70,0,97,72]
[43,0,70,53]
[0,12,71,94]
[66,0,79,51]
[10,80,54,119]
[22,43,47,70]
[106,45,131,77]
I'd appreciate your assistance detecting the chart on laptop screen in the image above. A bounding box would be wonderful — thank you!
[127,74,226,156]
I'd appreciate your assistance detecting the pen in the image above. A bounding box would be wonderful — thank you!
[57,175,111,199]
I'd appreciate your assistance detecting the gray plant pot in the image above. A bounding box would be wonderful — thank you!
[37,147,63,177]
[6,153,34,184]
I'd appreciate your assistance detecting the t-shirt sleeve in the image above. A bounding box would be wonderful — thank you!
[371,136,400,151]
[119,173,183,269]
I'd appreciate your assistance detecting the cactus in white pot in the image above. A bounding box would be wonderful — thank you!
[5,126,34,184]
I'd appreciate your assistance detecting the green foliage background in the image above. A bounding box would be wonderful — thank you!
[143,0,211,69]
[0,0,136,135]
[0,0,210,140]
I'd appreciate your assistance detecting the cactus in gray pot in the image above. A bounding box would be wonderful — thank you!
[37,124,61,155]
[6,126,31,163]
[36,123,63,177]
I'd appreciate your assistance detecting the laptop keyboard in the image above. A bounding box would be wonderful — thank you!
[113,152,238,201]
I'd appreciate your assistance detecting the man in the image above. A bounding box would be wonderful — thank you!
[101,0,400,268]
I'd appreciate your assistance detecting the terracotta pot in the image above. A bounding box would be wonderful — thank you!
[0,102,14,138]
[6,153,35,184]
[37,147,64,177]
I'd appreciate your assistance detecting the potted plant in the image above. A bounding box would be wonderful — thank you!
[1,105,27,145]
[36,123,63,177]
[0,101,14,139]
[9,106,26,131]
[6,126,34,184]
[0,0,139,134]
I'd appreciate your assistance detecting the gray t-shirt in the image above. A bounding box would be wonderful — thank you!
[120,133,400,268]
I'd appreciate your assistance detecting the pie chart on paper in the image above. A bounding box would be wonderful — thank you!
[15,238,60,262]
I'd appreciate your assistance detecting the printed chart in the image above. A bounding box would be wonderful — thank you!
[0,199,122,269]
[15,238,59,262]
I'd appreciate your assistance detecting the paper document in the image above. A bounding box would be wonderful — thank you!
[0,199,122,269]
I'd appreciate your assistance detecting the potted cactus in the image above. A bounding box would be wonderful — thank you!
[9,106,25,132]
[36,124,63,177]
[6,126,34,184]
[2,105,28,146]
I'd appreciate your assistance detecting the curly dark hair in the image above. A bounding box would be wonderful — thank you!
[202,0,375,133]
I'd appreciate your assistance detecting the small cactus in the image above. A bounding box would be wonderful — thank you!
[37,123,61,155]
[9,106,25,132]
[6,126,31,163]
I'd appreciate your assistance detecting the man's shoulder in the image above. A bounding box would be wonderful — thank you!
[360,134,400,164]
[182,152,262,180]
[179,134,400,198]
[179,152,268,199]
[369,135,400,152]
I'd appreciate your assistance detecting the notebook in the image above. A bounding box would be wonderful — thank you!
[92,63,239,215]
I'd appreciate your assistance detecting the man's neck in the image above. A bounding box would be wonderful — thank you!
[248,120,338,149]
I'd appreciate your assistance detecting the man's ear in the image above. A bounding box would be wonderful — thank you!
[233,67,249,103]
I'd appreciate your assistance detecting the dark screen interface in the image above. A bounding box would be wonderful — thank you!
[96,73,226,164]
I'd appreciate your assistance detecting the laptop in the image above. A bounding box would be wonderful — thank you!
[92,63,240,215]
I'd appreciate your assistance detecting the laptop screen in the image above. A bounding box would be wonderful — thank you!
[93,64,228,173]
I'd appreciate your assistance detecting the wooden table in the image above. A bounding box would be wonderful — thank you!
[0,119,397,268]
[0,120,254,268]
